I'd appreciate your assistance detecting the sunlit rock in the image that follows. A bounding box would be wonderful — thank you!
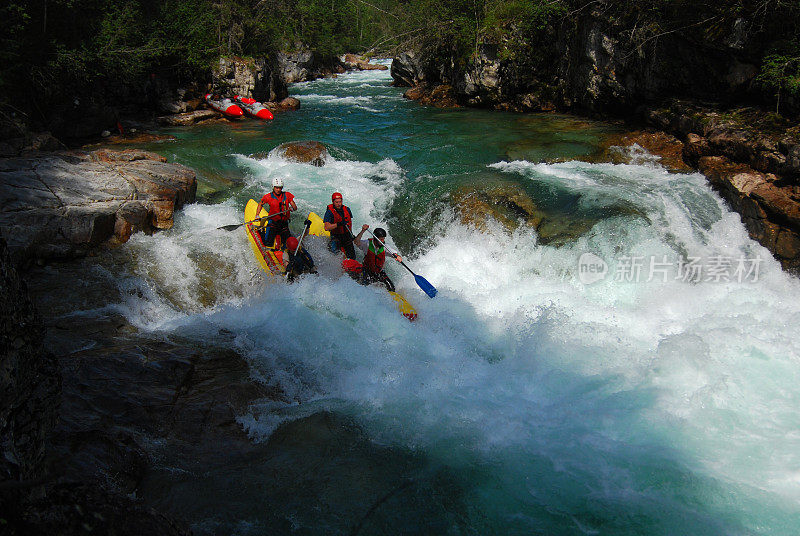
[274,141,328,167]
[451,182,542,233]
[0,149,196,264]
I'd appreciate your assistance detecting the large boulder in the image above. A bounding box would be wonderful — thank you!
[391,51,427,88]
[265,97,301,113]
[0,149,197,264]
[273,141,328,167]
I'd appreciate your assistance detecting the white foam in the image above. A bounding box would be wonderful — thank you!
[101,95,800,528]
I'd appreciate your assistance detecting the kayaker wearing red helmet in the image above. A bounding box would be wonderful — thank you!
[323,192,357,259]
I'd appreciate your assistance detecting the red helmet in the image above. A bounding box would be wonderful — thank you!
[286,237,299,250]
[331,192,343,201]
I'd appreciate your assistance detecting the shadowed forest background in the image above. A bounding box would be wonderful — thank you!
[2,0,799,131]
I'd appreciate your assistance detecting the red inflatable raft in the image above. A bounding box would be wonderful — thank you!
[204,94,244,118]
[234,95,274,120]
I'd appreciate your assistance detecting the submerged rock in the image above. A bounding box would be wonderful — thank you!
[451,179,636,245]
[274,140,328,166]
[451,182,542,232]
[0,149,196,264]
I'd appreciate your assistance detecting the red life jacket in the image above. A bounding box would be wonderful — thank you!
[363,238,386,273]
[327,203,352,235]
[261,191,294,222]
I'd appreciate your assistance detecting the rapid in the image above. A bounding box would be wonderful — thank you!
[65,61,800,534]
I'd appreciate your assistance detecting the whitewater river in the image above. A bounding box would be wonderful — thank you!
[56,62,800,534]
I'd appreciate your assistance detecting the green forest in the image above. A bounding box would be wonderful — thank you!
[2,0,799,130]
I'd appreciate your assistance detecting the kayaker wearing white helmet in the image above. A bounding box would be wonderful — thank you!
[255,176,297,249]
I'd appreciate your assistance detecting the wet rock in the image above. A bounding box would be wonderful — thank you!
[451,182,542,232]
[683,133,712,166]
[274,141,328,166]
[404,85,459,108]
[391,51,427,88]
[8,482,190,536]
[157,109,219,126]
[0,131,67,158]
[645,102,800,181]
[2,238,186,535]
[90,148,167,164]
[113,201,151,243]
[0,149,197,264]
[598,130,691,172]
[274,97,301,112]
[87,132,177,147]
[699,156,800,272]
[343,54,388,71]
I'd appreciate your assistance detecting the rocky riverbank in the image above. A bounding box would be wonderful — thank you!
[0,50,381,153]
[390,11,800,273]
[0,149,197,266]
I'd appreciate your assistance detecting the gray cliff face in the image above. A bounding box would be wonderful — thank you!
[212,56,288,102]
[277,50,346,84]
[393,12,761,115]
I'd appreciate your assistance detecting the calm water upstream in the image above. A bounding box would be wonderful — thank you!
[58,61,800,534]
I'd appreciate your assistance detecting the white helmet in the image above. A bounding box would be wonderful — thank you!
[272,176,284,188]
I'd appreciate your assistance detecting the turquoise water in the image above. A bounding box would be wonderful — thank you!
[110,62,800,534]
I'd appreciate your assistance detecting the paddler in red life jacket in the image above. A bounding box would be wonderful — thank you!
[256,176,297,249]
[323,192,357,259]
[352,226,402,292]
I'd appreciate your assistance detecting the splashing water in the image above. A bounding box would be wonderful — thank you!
[86,60,800,534]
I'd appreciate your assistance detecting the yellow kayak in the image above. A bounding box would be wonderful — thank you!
[244,199,286,275]
[306,212,418,321]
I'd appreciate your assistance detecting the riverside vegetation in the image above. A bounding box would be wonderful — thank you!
[2,0,799,136]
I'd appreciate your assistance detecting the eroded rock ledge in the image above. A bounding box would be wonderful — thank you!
[0,149,196,264]
[645,103,800,272]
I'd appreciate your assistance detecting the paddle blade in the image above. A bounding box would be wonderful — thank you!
[218,223,243,231]
[414,274,437,298]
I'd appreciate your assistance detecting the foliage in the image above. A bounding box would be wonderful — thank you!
[4,0,800,127]
[757,45,800,114]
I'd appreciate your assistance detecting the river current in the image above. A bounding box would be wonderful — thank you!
[62,62,800,534]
